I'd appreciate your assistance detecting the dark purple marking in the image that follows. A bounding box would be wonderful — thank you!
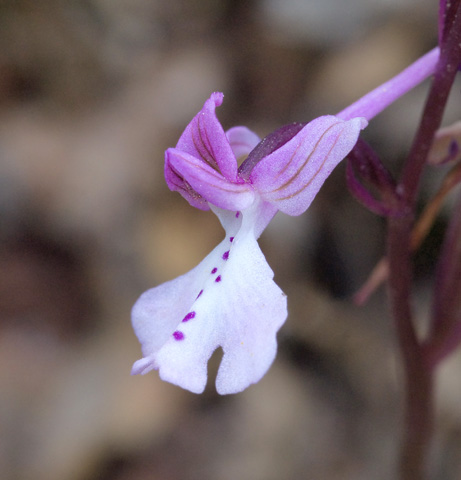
[238,122,305,181]
[196,289,203,299]
[182,311,196,322]
[222,250,229,260]
[215,275,222,283]
[173,331,184,341]
[235,211,240,218]
[229,237,234,242]
[211,267,217,274]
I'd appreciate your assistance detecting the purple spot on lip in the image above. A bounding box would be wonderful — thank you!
[235,212,240,218]
[182,311,196,322]
[215,275,222,283]
[196,289,203,299]
[229,237,234,242]
[222,251,229,260]
[211,267,217,274]
[173,331,184,341]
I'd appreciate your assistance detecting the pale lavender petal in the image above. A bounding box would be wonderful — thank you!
[164,153,209,210]
[131,203,287,394]
[166,148,255,211]
[226,126,261,159]
[250,115,367,216]
[175,92,238,181]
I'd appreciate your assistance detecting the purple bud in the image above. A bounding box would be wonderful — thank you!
[346,139,402,217]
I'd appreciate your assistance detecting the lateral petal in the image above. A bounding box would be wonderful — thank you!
[166,148,255,211]
[176,92,238,181]
[164,152,209,210]
[250,115,367,216]
[226,126,261,159]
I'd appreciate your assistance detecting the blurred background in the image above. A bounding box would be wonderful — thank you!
[0,0,460,479]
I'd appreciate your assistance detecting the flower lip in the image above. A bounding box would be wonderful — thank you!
[130,203,288,394]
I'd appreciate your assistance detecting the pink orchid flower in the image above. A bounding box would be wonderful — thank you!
[131,92,366,394]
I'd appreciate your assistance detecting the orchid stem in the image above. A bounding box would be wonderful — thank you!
[386,4,461,479]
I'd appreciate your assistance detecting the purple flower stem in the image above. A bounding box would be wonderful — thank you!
[440,0,461,45]
[401,37,461,205]
[439,0,447,44]
[386,5,461,479]
[388,214,434,480]
[425,190,461,367]
[337,47,440,122]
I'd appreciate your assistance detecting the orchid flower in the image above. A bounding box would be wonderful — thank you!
[131,92,366,394]
[130,45,440,395]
